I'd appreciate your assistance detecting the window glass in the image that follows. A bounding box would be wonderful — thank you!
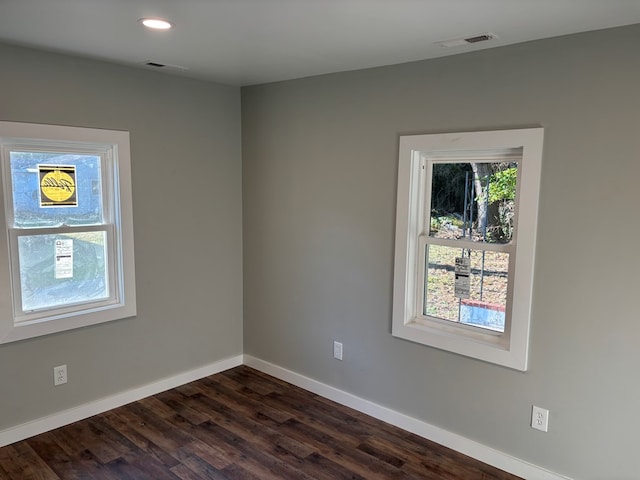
[429,161,518,244]
[17,231,109,312]
[10,151,103,228]
[424,244,508,332]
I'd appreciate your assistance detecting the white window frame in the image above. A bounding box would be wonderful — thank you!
[0,122,136,344]
[392,128,543,371]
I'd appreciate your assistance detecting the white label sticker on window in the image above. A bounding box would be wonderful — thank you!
[55,239,73,279]
[454,256,470,299]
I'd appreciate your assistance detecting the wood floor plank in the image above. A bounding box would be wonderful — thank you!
[154,389,211,426]
[172,439,233,471]
[276,417,424,480]
[41,432,120,480]
[63,420,122,464]
[0,366,522,480]
[190,419,315,480]
[24,435,96,480]
[169,462,208,480]
[200,376,295,425]
[110,402,194,454]
[0,443,60,480]
[99,410,184,470]
[171,454,228,480]
[174,389,325,478]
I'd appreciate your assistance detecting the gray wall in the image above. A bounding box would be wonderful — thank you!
[0,44,243,427]
[2,24,639,480]
[242,25,640,480]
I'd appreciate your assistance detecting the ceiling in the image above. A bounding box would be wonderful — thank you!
[0,0,638,86]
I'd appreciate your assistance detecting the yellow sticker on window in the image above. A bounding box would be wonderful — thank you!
[39,165,77,207]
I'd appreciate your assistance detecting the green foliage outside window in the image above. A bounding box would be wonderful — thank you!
[488,167,517,203]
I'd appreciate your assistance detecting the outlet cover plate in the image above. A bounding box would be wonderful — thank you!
[54,364,67,386]
[333,341,343,360]
[531,405,549,432]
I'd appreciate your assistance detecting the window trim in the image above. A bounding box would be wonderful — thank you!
[0,122,136,344]
[392,128,543,371]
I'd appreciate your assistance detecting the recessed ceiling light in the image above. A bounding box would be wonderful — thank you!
[139,18,174,30]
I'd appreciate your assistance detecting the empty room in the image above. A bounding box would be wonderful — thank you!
[0,1,639,479]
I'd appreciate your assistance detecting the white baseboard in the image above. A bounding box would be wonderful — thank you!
[243,355,571,480]
[0,353,570,480]
[0,355,243,448]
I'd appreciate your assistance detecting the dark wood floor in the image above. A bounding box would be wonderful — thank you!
[0,366,521,479]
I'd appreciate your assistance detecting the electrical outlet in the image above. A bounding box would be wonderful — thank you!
[54,364,67,386]
[531,405,549,432]
[333,341,343,360]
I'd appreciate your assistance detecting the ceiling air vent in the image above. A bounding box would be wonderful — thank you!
[436,32,498,48]
[142,61,189,72]
[465,34,494,43]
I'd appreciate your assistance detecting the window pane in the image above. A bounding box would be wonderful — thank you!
[10,151,103,227]
[17,231,109,312]
[429,162,517,244]
[424,244,508,332]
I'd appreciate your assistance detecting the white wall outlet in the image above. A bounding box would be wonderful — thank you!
[333,341,343,360]
[54,364,67,386]
[531,405,549,432]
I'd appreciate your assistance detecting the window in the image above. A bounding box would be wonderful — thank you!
[392,128,543,370]
[0,122,136,343]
